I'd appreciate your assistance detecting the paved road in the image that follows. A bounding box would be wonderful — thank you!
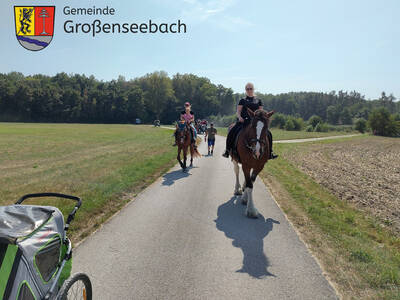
[73,135,338,299]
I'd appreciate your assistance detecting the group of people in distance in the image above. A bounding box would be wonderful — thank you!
[173,82,278,159]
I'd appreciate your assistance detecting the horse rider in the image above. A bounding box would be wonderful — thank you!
[222,83,278,159]
[174,102,198,149]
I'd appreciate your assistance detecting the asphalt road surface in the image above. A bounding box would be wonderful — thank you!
[73,134,338,299]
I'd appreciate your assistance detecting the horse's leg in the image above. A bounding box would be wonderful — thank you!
[177,146,184,169]
[183,145,188,171]
[247,165,264,217]
[243,165,258,218]
[233,160,242,196]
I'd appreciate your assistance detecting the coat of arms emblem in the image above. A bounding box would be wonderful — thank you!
[14,6,55,51]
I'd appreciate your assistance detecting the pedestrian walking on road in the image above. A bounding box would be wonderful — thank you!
[205,123,217,155]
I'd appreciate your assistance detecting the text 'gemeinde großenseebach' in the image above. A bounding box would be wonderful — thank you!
[63,6,187,37]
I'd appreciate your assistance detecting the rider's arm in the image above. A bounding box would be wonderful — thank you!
[237,105,244,122]
[237,105,243,118]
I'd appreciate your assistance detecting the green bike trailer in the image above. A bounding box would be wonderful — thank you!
[0,193,90,300]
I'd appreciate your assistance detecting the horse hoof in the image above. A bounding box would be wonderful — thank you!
[246,209,258,219]
[234,190,243,196]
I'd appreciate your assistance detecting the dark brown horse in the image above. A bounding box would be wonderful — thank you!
[231,109,274,218]
[176,123,201,171]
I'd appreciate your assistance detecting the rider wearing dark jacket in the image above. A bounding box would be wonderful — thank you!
[222,83,278,159]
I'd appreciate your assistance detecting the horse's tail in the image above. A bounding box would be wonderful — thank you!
[192,147,202,158]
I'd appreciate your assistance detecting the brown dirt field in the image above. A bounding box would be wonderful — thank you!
[286,136,400,235]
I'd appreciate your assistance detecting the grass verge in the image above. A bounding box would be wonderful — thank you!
[0,123,178,243]
[260,139,400,299]
[216,127,357,140]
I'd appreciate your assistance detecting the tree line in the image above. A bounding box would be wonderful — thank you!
[0,72,236,124]
[1,71,399,130]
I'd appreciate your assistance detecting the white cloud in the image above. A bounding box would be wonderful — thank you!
[180,0,254,30]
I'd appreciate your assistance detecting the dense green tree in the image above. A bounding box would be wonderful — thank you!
[340,108,353,125]
[354,118,367,133]
[368,108,400,137]
[326,105,340,124]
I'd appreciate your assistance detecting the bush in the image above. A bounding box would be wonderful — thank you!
[284,119,295,131]
[308,115,323,128]
[306,125,314,132]
[354,118,367,133]
[314,122,329,132]
[285,116,303,131]
[368,108,400,137]
[270,113,287,129]
[294,117,305,130]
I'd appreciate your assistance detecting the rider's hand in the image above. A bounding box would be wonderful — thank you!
[239,117,245,123]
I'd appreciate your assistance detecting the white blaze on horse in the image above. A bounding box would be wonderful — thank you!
[230,109,274,218]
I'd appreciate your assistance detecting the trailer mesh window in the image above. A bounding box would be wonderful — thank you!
[17,282,36,300]
[35,235,61,282]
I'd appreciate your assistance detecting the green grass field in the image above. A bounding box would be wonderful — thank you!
[0,123,177,241]
[216,127,356,140]
[260,137,400,299]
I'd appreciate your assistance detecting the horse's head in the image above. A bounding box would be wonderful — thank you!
[176,121,189,145]
[247,109,274,159]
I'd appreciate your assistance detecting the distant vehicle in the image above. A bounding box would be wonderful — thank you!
[135,118,141,124]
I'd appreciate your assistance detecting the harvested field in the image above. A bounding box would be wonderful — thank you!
[286,136,400,234]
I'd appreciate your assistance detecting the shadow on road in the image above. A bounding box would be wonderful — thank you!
[215,196,280,279]
[162,169,191,186]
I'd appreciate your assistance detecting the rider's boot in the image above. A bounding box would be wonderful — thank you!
[222,149,229,158]
[270,150,278,159]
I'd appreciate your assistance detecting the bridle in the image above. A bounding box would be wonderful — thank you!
[245,117,269,159]
[177,123,189,145]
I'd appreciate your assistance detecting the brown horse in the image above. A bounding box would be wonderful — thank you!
[231,109,274,218]
[176,123,201,171]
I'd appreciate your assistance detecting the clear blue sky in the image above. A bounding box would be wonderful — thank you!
[1,0,399,99]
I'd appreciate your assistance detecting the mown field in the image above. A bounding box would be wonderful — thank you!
[216,127,356,140]
[261,136,400,299]
[0,123,177,242]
